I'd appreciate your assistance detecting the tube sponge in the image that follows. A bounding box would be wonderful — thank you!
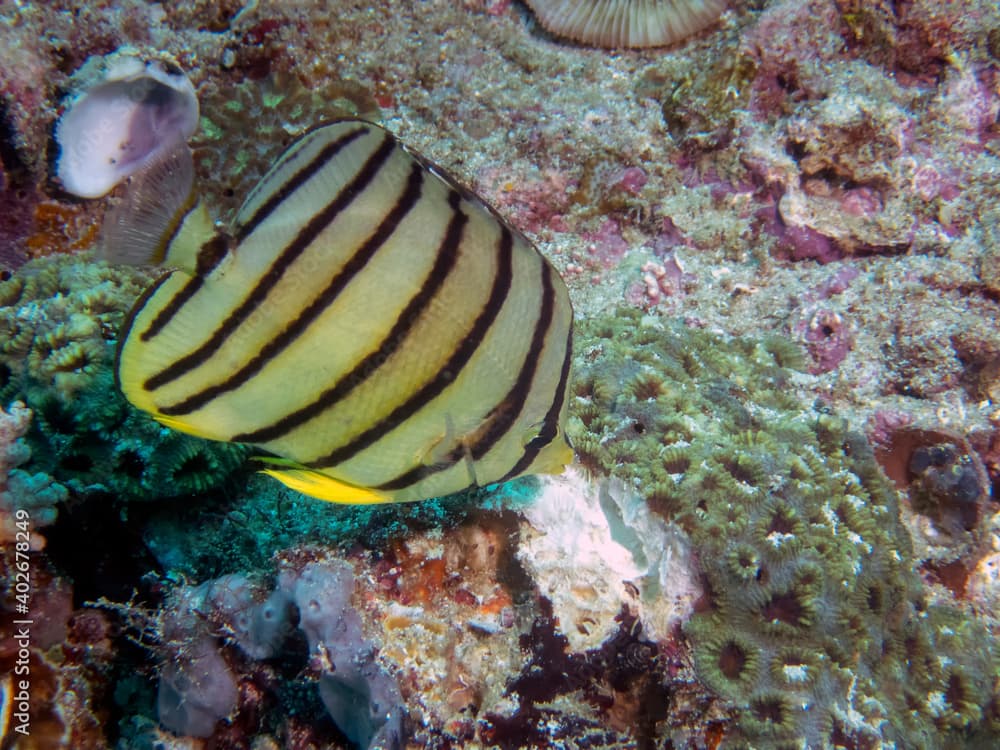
[157,638,238,738]
[155,574,293,738]
[202,574,293,660]
[283,560,404,749]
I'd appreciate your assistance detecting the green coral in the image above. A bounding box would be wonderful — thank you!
[569,308,998,748]
[0,255,249,502]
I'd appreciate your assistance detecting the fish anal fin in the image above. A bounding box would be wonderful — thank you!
[255,457,392,504]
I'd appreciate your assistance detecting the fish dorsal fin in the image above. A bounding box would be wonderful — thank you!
[253,457,393,505]
[99,140,215,273]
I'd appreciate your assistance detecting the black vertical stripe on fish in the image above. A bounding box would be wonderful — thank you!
[500,322,573,481]
[305,226,516,469]
[374,259,558,492]
[140,234,231,342]
[466,260,557,460]
[234,126,369,243]
[229,188,465,441]
[142,133,396,393]
[115,271,175,391]
[162,164,435,420]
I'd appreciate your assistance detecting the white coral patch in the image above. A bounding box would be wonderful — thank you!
[518,469,701,651]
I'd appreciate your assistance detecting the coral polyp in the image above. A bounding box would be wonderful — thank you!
[0,255,249,510]
[568,308,999,747]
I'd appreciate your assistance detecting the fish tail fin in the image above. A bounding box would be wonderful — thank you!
[99,140,214,273]
[254,457,394,505]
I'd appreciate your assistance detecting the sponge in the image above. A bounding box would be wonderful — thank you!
[285,560,403,749]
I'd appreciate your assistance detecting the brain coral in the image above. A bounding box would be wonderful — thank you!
[568,308,998,748]
[0,255,248,502]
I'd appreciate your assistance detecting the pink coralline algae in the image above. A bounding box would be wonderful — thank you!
[736,0,1000,261]
[743,0,846,116]
[481,167,574,234]
[812,264,860,299]
[757,203,842,263]
[868,408,916,450]
[584,217,630,266]
[909,160,961,203]
[612,166,648,196]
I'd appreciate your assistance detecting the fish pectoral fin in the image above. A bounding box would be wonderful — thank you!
[254,457,393,505]
[421,415,480,485]
[422,423,454,467]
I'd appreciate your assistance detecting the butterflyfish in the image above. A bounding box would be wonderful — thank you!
[105,119,574,504]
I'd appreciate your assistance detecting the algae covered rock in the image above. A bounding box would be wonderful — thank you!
[0,255,248,502]
[568,308,998,748]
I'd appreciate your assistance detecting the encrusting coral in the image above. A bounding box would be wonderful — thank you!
[568,307,999,748]
[0,254,249,504]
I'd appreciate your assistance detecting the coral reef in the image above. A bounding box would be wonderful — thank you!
[284,559,404,749]
[191,70,381,219]
[0,255,249,505]
[0,401,41,545]
[568,308,999,747]
[0,400,66,550]
[152,574,296,739]
[874,425,994,599]
[517,470,701,651]
[0,0,998,747]
[0,552,115,750]
[116,500,703,748]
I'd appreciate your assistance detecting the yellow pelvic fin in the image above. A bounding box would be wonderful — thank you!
[254,457,394,505]
[153,413,215,439]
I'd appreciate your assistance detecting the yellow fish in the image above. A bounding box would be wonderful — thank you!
[105,120,574,504]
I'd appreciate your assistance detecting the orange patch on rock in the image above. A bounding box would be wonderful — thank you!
[25,201,99,258]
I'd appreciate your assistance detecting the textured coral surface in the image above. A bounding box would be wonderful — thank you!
[1,0,999,748]
[571,309,997,747]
